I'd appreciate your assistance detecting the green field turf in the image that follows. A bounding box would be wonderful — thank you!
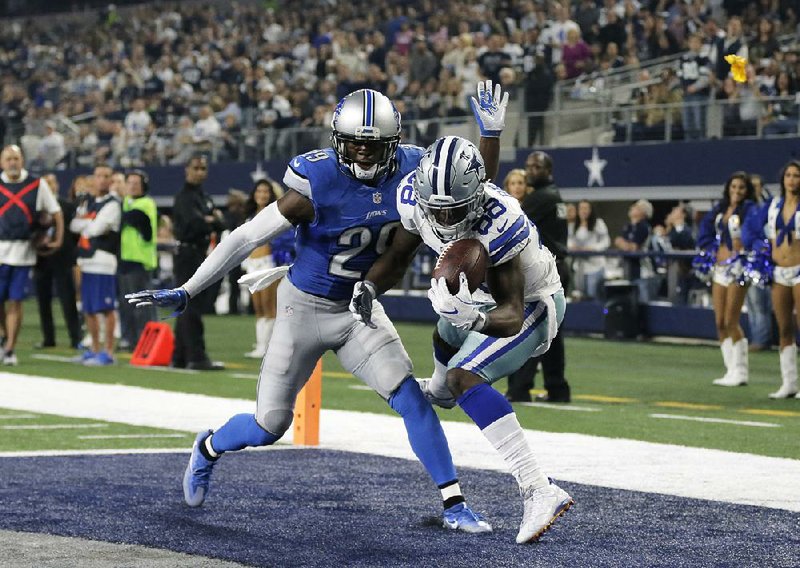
[3,300,799,458]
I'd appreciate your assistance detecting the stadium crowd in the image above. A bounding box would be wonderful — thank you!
[1,0,798,170]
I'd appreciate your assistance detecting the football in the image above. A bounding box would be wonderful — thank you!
[432,238,488,294]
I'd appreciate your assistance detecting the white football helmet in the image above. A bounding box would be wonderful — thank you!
[330,89,401,183]
[414,136,487,241]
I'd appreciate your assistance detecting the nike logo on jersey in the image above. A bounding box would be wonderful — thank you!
[440,308,459,315]
[292,158,301,168]
[496,220,509,232]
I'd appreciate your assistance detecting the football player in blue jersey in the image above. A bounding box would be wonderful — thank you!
[127,83,508,534]
[351,136,573,544]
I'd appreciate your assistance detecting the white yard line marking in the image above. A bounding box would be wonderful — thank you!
[1,372,799,512]
[30,354,82,363]
[650,413,780,428]
[1,424,108,430]
[77,434,188,440]
[0,414,39,419]
[518,402,601,412]
[29,354,201,374]
[230,373,258,380]
[348,385,373,391]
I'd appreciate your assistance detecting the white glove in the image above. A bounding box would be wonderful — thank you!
[350,280,378,329]
[470,80,509,137]
[428,273,485,331]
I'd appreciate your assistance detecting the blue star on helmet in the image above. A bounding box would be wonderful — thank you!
[462,151,483,178]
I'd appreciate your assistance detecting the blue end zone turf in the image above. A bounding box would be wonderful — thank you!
[1,450,798,567]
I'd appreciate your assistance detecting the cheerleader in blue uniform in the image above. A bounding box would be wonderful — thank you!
[743,160,800,399]
[697,172,755,387]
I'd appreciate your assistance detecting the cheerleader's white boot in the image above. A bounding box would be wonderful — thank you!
[769,345,798,399]
[714,339,748,387]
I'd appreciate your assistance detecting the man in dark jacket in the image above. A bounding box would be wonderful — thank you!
[506,151,572,403]
[172,155,226,370]
[34,174,82,350]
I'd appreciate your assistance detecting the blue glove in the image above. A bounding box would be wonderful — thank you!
[470,80,509,137]
[125,288,188,318]
[349,281,378,329]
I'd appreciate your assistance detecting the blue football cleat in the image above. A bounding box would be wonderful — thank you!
[183,430,217,507]
[442,502,493,534]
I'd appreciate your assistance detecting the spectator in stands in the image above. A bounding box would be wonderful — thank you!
[0,145,63,365]
[192,105,221,156]
[697,172,755,387]
[762,71,799,137]
[522,45,554,146]
[409,36,440,85]
[123,98,152,166]
[541,2,580,66]
[569,200,610,300]
[712,16,748,84]
[743,173,773,351]
[38,122,66,170]
[502,168,527,203]
[678,33,711,140]
[614,199,654,301]
[477,35,512,85]
[34,174,82,350]
[562,28,593,79]
[748,17,779,65]
[659,202,696,305]
[117,170,158,352]
[70,163,121,366]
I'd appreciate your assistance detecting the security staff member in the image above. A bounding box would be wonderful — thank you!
[506,151,572,403]
[172,155,225,370]
[117,170,158,351]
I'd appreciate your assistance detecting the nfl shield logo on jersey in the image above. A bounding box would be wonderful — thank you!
[373,192,382,204]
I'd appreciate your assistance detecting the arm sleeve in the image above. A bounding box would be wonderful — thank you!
[742,201,768,249]
[84,200,121,237]
[122,209,153,241]
[36,179,62,214]
[182,202,293,298]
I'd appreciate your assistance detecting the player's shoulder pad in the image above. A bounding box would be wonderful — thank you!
[282,148,338,200]
[396,171,420,234]
[482,184,532,266]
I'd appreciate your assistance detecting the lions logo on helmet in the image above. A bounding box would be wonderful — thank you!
[413,136,487,241]
[330,89,401,183]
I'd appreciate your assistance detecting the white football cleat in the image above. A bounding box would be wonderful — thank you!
[768,384,799,399]
[516,480,573,544]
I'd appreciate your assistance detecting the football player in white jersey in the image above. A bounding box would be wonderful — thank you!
[351,136,573,544]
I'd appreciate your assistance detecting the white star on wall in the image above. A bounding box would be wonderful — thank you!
[250,162,267,182]
[584,147,607,187]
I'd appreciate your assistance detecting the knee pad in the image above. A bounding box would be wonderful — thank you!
[256,408,294,438]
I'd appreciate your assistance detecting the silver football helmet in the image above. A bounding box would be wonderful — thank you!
[330,89,401,183]
[414,136,487,241]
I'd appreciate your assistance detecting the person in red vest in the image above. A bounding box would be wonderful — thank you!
[0,145,63,365]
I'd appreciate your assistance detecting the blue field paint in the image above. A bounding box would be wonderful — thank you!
[1,451,798,567]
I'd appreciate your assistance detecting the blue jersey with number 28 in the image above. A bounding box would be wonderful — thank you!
[282,145,424,301]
